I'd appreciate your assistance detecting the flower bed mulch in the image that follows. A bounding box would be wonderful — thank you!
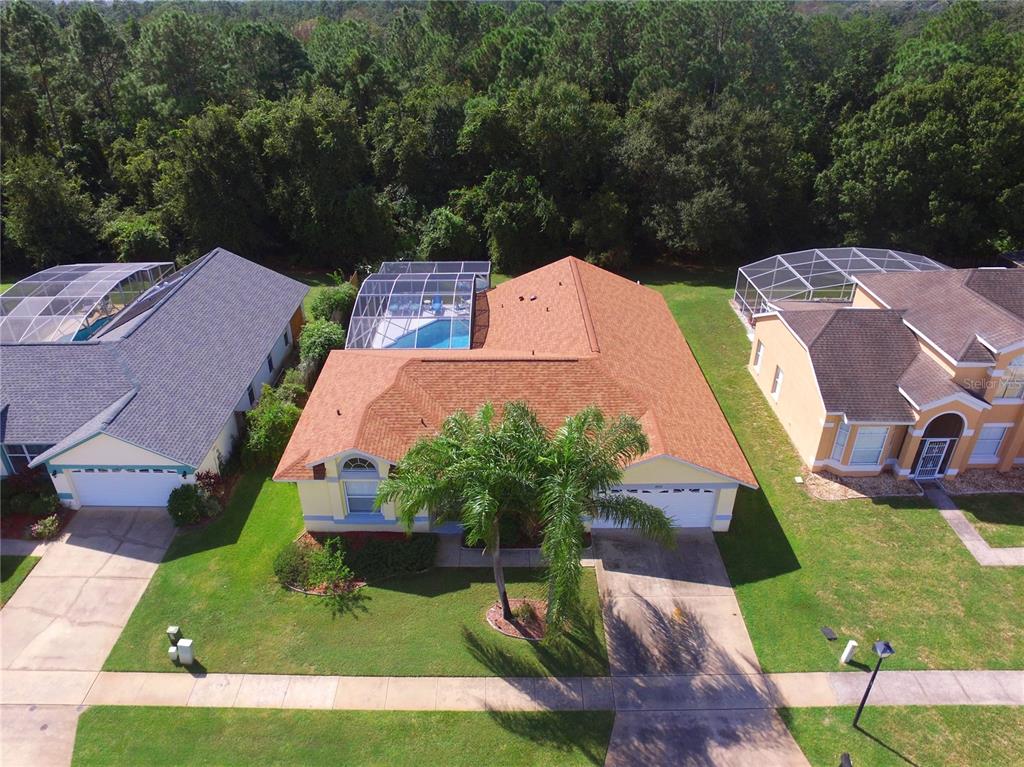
[486,598,548,641]
[0,506,76,541]
[942,467,1024,496]
[285,578,366,597]
[801,469,923,502]
[462,531,593,550]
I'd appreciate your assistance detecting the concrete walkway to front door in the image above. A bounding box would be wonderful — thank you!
[921,483,1024,566]
[1,506,176,766]
[593,529,809,766]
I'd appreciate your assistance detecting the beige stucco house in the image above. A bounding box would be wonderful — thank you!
[736,249,1023,481]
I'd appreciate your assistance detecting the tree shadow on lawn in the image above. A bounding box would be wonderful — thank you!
[486,710,614,766]
[715,486,801,587]
[461,596,608,678]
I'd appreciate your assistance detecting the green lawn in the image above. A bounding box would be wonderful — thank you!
[72,707,613,767]
[782,706,1024,767]
[1,554,39,606]
[105,473,607,676]
[641,266,1024,672]
[955,493,1024,548]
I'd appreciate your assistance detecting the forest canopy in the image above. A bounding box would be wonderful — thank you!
[1,0,1022,277]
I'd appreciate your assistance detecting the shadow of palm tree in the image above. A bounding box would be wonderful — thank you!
[486,710,614,766]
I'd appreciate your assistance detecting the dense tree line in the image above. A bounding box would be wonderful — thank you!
[2,0,1022,277]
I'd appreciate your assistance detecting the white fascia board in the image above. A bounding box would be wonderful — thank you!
[306,448,394,471]
[902,390,991,413]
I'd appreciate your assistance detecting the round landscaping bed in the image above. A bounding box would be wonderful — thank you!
[486,598,549,641]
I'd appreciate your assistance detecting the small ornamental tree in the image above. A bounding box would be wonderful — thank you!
[244,384,302,468]
[298,319,345,371]
[308,283,357,325]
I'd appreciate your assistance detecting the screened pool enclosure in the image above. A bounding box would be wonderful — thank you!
[346,261,492,350]
[734,247,946,320]
[0,262,175,344]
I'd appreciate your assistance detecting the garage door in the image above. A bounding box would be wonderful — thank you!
[69,469,186,507]
[592,485,717,528]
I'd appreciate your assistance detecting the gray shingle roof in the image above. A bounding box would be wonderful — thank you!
[1,344,134,444]
[785,309,921,422]
[856,270,1024,362]
[2,249,308,468]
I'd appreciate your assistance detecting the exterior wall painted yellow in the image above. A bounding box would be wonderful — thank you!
[749,315,827,467]
[621,456,735,485]
[851,288,884,309]
[294,451,742,532]
[48,433,182,468]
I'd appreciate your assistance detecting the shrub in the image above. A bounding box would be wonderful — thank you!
[4,492,34,517]
[298,319,345,371]
[273,540,311,588]
[343,533,437,582]
[167,484,205,526]
[308,284,357,325]
[244,384,302,468]
[195,470,226,505]
[30,514,60,539]
[28,493,61,517]
[306,537,352,590]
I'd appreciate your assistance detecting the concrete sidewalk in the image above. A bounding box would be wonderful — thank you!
[922,483,1024,566]
[4,669,1020,711]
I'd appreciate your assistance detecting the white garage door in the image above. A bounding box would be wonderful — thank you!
[593,485,717,528]
[69,469,186,507]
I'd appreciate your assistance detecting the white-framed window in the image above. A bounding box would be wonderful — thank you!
[831,423,851,462]
[344,479,379,513]
[247,384,255,406]
[753,341,765,372]
[342,457,376,473]
[283,328,290,346]
[771,365,784,400]
[3,443,53,473]
[850,426,889,465]
[971,425,1008,462]
[996,354,1024,400]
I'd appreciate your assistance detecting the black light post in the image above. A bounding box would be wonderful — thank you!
[853,640,894,727]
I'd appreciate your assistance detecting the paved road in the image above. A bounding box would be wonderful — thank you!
[1,507,175,767]
[594,530,809,767]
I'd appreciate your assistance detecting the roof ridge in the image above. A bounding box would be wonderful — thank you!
[351,356,415,457]
[113,249,219,340]
[568,258,600,353]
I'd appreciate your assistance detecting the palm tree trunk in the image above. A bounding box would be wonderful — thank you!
[491,527,513,620]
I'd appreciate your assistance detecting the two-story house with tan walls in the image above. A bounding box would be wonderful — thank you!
[735,248,1023,481]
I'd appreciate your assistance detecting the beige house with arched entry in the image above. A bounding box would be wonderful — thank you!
[739,251,1023,481]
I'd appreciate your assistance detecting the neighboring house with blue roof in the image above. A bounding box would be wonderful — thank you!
[0,249,308,507]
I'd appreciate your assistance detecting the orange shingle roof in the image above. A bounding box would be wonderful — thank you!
[275,258,756,487]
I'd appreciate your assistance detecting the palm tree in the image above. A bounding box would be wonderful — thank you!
[377,401,546,620]
[538,406,675,623]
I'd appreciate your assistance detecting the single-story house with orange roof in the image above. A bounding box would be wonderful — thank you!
[735,248,1024,481]
[275,257,756,532]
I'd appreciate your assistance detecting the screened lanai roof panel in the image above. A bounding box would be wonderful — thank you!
[734,247,947,319]
[346,262,490,350]
[0,262,174,344]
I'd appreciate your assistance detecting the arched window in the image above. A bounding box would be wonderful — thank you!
[342,457,376,472]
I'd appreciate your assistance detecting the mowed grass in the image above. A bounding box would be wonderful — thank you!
[105,473,607,676]
[955,493,1024,548]
[640,266,1024,671]
[781,706,1024,767]
[1,554,39,606]
[72,707,614,767]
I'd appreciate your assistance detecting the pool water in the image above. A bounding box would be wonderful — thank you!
[390,319,470,349]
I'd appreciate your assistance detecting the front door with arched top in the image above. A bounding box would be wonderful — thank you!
[913,413,964,479]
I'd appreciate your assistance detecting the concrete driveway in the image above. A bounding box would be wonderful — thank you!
[595,530,760,676]
[2,507,174,672]
[1,506,175,767]
[594,530,808,766]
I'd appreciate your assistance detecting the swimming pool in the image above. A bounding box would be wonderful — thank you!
[390,319,471,349]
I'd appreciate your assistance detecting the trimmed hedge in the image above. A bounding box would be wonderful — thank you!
[343,533,437,582]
